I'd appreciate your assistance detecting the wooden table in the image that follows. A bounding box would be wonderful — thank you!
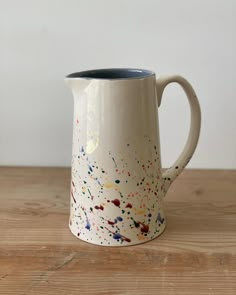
[0,167,235,295]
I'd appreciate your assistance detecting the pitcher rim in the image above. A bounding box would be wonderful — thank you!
[65,68,156,80]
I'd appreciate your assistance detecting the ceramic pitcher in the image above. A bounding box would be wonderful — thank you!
[65,68,201,246]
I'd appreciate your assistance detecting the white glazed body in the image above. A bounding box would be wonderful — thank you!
[66,71,201,246]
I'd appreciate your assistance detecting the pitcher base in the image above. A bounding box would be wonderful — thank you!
[69,221,166,247]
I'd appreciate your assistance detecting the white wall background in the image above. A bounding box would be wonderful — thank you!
[1,0,235,168]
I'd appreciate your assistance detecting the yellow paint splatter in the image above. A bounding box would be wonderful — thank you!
[103,182,119,189]
[135,208,147,215]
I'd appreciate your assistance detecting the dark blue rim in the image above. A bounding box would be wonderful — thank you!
[66,68,155,80]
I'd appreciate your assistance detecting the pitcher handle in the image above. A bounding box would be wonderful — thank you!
[156,75,201,193]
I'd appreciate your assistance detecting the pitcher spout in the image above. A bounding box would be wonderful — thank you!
[65,76,92,94]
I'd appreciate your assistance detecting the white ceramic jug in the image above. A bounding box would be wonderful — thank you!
[65,68,201,246]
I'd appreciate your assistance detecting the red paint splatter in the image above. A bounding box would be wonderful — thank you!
[126,203,132,208]
[111,199,120,207]
[77,232,80,236]
[76,119,79,124]
[138,222,149,233]
[131,217,149,234]
[71,191,76,203]
[123,237,131,242]
[69,219,72,225]
[108,220,116,225]
[128,172,131,176]
[94,205,104,210]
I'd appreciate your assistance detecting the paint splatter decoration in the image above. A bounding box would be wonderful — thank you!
[69,132,166,246]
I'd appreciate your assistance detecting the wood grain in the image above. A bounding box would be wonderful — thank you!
[0,167,235,295]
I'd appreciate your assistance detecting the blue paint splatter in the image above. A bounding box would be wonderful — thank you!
[156,212,165,224]
[105,227,131,243]
[88,165,93,172]
[112,157,117,168]
[116,216,123,222]
[85,223,91,230]
[81,207,91,230]
[113,233,122,240]
[96,178,102,186]
[80,146,84,153]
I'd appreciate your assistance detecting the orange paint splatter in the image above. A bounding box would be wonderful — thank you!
[137,233,147,241]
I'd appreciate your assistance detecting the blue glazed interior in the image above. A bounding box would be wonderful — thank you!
[66,68,155,80]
